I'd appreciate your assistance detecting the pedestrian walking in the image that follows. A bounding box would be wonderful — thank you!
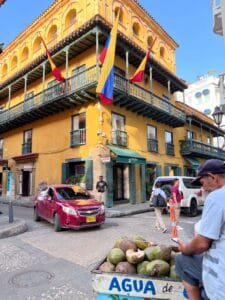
[96,175,108,202]
[175,159,225,300]
[150,182,168,233]
[170,178,183,228]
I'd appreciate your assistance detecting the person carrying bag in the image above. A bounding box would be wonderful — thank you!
[150,182,168,233]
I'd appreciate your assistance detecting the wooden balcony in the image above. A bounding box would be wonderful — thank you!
[180,139,225,160]
[0,65,185,134]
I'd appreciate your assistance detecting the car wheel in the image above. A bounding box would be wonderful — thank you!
[54,213,61,232]
[189,199,198,217]
[33,207,41,222]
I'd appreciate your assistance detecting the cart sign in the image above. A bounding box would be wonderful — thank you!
[101,157,111,163]
[92,273,188,299]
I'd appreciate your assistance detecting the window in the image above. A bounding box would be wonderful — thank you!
[187,130,194,140]
[133,22,140,36]
[71,113,86,146]
[165,131,174,156]
[111,113,127,146]
[0,138,3,159]
[23,129,32,154]
[147,125,158,152]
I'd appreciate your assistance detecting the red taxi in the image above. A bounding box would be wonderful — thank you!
[34,184,105,231]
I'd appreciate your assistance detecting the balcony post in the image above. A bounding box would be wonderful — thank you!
[8,85,11,109]
[23,75,27,96]
[149,66,153,102]
[167,79,171,100]
[96,28,100,80]
[64,46,69,79]
[42,62,46,90]
[126,50,129,93]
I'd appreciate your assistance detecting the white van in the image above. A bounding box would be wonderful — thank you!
[152,176,204,217]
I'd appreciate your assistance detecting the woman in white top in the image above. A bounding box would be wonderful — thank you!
[150,182,168,233]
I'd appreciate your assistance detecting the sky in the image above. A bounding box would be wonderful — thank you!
[0,0,225,83]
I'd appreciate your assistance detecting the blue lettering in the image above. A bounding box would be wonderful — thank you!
[133,279,144,292]
[144,280,156,295]
[109,277,121,292]
[122,278,132,292]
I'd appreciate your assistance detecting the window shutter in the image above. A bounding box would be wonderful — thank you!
[156,165,162,177]
[61,162,70,183]
[85,159,93,190]
[164,165,170,176]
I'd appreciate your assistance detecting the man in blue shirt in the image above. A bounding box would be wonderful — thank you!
[175,159,225,300]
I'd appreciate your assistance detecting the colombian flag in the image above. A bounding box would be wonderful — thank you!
[40,36,65,82]
[96,10,120,105]
[130,37,157,83]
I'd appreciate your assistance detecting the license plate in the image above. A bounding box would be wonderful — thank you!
[86,215,96,223]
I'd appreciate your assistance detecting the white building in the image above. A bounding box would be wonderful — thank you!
[176,74,221,117]
[212,0,225,44]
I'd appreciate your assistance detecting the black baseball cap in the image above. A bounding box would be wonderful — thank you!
[192,159,225,185]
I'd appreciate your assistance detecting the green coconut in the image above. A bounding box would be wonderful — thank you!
[132,235,150,250]
[99,261,115,272]
[115,261,136,274]
[170,265,181,280]
[119,239,137,253]
[107,248,125,265]
[114,236,129,248]
[144,245,172,262]
[126,249,145,264]
[146,259,170,277]
[170,251,181,266]
[137,261,151,275]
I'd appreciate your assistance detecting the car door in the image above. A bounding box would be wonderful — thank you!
[36,190,48,219]
[44,188,57,221]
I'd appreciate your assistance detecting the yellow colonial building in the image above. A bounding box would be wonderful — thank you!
[0,0,223,207]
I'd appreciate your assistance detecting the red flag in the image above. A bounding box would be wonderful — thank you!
[130,37,157,83]
[40,36,65,82]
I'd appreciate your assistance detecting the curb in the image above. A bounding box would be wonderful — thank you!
[106,207,154,218]
[0,198,34,208]
[0,217,28,239]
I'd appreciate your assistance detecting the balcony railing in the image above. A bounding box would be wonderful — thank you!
[180,139,225,160]
[147,138,158,153]
[0,65,186,133]
[111,130,127,147]
[165,143,175,156]
[71,128,86,146]
[22,142,32,154]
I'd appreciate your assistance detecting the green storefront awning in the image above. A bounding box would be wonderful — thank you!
[108,146,146,164]
[186,157,200,170]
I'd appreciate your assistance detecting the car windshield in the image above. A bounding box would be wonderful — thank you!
[55,187,90,200]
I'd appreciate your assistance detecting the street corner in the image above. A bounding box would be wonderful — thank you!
[0,216,28,239]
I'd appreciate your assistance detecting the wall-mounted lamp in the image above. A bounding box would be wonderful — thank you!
[212,106,224,127]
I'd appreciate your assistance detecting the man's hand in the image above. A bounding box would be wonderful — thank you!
[177,235,212,255]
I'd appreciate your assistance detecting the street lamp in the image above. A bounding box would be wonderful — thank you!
[212,106,224,126]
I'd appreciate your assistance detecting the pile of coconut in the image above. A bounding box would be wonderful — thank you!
[98,236,180,279]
